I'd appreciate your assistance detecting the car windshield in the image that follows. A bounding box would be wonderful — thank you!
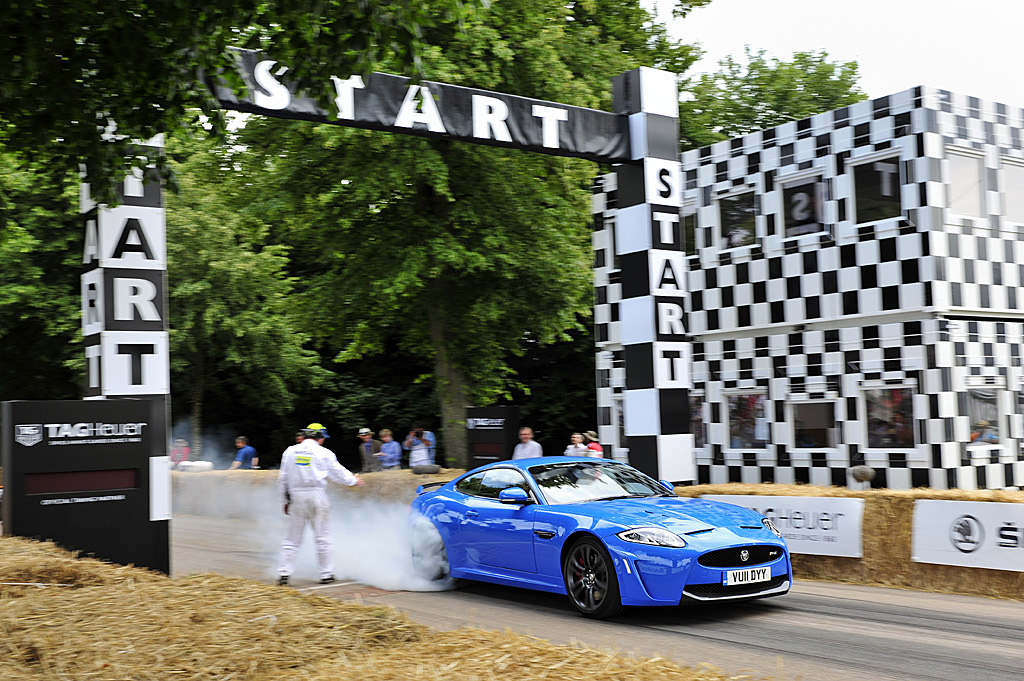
[527,461,670,505]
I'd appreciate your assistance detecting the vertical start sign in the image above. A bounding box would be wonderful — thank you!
[80,140,170,397]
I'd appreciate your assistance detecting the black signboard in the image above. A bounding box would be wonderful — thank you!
[209,49,630,165]
[1,399,170,573]
[466,406,521,469]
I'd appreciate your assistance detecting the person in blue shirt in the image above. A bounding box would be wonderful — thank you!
[377,429,402,469]
[406,423,436,464]
[229,435,259,470]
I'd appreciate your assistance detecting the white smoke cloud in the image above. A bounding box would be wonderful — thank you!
[173,474,455,592]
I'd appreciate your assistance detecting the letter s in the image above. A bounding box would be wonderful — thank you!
[253,60,292,110]
[658,168,673,199]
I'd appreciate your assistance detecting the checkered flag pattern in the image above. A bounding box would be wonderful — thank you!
[594,86,1024,490]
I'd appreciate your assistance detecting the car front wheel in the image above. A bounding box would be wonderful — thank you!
[562,536,622,618]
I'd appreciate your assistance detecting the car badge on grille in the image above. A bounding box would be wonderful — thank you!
[739,549,749,562]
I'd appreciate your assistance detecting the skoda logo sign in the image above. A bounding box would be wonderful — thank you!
[739,549,750,563]
[950,515,984,553]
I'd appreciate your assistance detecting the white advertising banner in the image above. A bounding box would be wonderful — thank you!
[912,500,1024,571]
[702,495,865,557]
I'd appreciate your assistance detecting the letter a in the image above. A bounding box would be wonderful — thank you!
[657,260,681,290]
[395,85,446,133]
[112,218,155,260]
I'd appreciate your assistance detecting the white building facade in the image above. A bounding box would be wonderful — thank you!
[593,87,1024,490]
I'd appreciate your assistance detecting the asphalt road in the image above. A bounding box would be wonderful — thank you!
[172,514,1024,681]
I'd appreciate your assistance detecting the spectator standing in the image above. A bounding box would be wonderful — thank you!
[562,432,589,456]
[229,436,259,470]
[582,431,604,458]
[411,423,437,464]
[170,438,190,468]
[377,429,402,470]
[357,427,383,472]
[511,426,543,460]
[404,428,432,467]
[277,422,364,586]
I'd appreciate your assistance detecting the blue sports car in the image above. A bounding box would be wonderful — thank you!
[410,457,792,618]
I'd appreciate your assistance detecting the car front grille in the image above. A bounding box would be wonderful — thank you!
[683,574,789,600]
[697,545,783,568]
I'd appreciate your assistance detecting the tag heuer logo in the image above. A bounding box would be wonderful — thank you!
[15,424,43,447]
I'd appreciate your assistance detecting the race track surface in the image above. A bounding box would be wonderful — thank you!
[173,514,1024,681]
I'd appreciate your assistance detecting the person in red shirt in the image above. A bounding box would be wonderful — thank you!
[582,431,604,458]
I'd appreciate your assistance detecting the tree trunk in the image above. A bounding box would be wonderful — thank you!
[429,312,469,469]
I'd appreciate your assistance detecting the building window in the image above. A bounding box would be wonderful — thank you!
[682,201,698,253]
[689,394,706,449]
[968,388,1000,445]
[865,387,915,449]
[717,191,757,249]
[792,401,837,448]
[727,392,767,450]
[852,156,901,225]
[781,177,825,237]
[948,149,985,218]
[1004,161,1024,225]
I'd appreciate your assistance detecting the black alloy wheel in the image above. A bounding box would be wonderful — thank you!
[562,536,622,618]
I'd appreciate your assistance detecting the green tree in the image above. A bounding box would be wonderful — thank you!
[0,0,479,200]
[679,47,867,149]
[165,133,327,459]
[0,151,81,400]
[226,0,701,467]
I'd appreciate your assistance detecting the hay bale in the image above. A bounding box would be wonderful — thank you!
[0,535,734,681]
[172,468,464,518]
[0,536,163,598]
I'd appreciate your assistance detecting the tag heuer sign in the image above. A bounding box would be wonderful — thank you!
[467,418,505,430]
[15,424,43,447]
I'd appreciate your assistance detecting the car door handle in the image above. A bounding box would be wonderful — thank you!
[466,510,479,518]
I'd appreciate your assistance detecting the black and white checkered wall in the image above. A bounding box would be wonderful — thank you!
[594,86,1024,490]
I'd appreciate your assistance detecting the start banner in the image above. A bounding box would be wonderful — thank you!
[702,495,865,557]
[912,500,1024,571]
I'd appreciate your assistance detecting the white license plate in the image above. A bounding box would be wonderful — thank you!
[723,566,771,586]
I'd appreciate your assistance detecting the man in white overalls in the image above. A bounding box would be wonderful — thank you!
[277,422,364,585]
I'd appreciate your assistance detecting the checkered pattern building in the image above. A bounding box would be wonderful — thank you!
[593,86,1024,490]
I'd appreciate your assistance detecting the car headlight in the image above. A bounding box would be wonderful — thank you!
[762,518,783,538]
[617,527,686,548]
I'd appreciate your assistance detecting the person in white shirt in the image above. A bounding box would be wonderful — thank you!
[563,432,589,456]
[277,422,364,586]
[511,426,543,459]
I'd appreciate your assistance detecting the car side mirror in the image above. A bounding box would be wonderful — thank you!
[498,487,532,504]
[659,479,676,493]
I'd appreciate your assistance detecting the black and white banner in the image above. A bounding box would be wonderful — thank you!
[912,500,1024,571]
[209,49,630,164]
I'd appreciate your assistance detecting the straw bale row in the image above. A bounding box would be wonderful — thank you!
[0,535,742,681]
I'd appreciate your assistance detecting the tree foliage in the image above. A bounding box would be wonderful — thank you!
[0,0,480,201]
[224,0,700,466]
[164,133,327,457]
[0,150,81,400]
[679,47,867,149]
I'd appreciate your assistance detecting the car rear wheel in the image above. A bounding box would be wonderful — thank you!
[410,517,450,581]
[562,536,622,618]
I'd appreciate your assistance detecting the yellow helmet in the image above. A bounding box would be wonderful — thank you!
[304,422,330,439]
